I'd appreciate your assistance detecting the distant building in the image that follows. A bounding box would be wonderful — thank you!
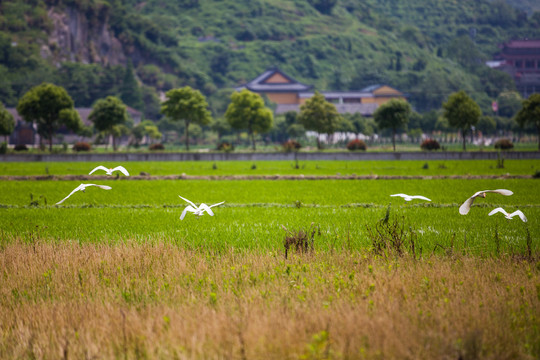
[7,107,142,145]
[489,39,540,98]
[235,67,406,115]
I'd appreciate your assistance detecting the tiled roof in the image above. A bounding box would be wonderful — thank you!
[236,67,313,93]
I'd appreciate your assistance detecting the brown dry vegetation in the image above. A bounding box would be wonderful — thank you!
[1,241,539,359]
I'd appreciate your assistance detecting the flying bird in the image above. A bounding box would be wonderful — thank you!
[178,195,225,220]
[488,207,527,222]
[55,183,112,205]
[390,194,431,202]
[89,165,130,176]
[459,189,513,215]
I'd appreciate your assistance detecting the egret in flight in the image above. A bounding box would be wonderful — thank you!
[390,194,431,202]
[178,195,225,220]
[89,165,130,176]
[55,183,112,205]
[459,189,513,215]
[488,207,527,222]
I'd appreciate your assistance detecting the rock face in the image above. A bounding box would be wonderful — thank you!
[45,6,126,66]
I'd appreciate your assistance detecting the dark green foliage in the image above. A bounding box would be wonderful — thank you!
[89,96,128,151]
[443,91,481,151]
[14,144,28,151]
[16,83,82,151]
[514,93,540,150]
[0,103,15,141]
[120,61,143,111]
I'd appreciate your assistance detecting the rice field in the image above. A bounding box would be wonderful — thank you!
[0,159,539,359]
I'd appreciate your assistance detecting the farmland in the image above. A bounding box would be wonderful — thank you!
[0,159,539,359]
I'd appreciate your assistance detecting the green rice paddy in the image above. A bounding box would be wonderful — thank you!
[0,158,538,255]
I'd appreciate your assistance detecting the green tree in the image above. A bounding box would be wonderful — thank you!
[161,86,212,151]
[496,91,522,118]
[120,61,143,111]
[373,99,411,151]
[16,83,82,151]
[476,115,496,135]
[0,103,15,143]
[89,96,129,151]
[514,93,540,151]
[443,90,481,151]
[225,89,273,150]
[298,91,340,150]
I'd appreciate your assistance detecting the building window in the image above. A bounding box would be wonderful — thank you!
[515,60,523,68]
[525,60,535,68]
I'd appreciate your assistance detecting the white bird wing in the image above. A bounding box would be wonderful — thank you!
[208,201,225,208]
[55,184,84,205]
[89,165,109,175]
[87,184,112,190]
[509,210,527,222]
[459,196,476,215]
[199,203,215,216]
[490,189,513,196]
[390,194,408,198]
[488,207,508,217]
[411,195,431,201]
[112,166,130,176]
[178,195,197,208]
[180,205,197,220]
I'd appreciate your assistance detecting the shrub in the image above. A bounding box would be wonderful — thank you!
[346,139,367,151]
[217,141,234,152]
[0,142,7,154]
[149,143,165,151]
[14,144,28,151]
[283,139,301,152]
[420,139,440,151]
[72,142,91,152]
[494,138,514,150]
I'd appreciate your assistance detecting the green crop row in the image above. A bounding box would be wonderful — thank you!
[0,179,538,207]
[1,159,539,176]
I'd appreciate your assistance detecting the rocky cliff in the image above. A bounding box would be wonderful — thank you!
[43,6,126,66]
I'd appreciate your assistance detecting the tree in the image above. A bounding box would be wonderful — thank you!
[298,91,340,150]
[16,83,82,151]
[514,93,540,151]
[443,90,481,151]
[0,103,15,143]
[373,99,411,151]
[161,86,212,151]
[120,61,143,111]
[496,91,522,118]
[89,96,129,151]
[225,89,273,150]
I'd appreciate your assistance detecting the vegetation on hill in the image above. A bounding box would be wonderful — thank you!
[0,0,539,120]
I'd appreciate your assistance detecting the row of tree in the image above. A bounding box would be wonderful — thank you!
[1,82,539,152]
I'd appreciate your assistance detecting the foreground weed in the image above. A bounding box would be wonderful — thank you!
[282,223,320,259]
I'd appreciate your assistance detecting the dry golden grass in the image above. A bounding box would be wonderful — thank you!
[1,241,539,359]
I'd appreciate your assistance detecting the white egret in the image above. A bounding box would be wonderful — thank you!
[459,189,513,215]
[178,195,225,220]
[488,207,527,222]
[89,165,130,176]
[55,183,112,205]
[390,194,431,202]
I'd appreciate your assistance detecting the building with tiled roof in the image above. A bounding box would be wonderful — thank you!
[237,67,406,115]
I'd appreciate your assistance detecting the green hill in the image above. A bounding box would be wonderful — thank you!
[1,0,539,118]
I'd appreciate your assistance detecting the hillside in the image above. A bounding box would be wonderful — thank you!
[1,0,539,118]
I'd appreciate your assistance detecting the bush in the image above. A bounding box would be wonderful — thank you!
[282,140,301,152]
[420,139,440,151]
[217,141,234,152]
[494,138,514,150]
[149,143,165,151]
[72,142,91,152]
[0,142,7,154]
[14,144,28,151]
[346,139,367,151]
